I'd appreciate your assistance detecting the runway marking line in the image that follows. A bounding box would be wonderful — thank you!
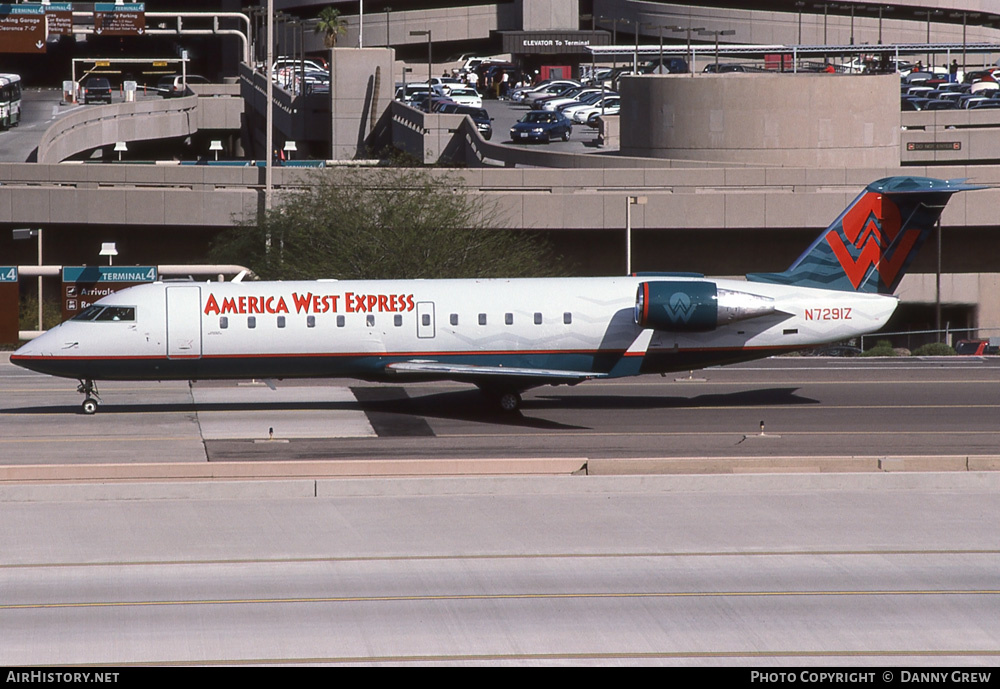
[4,548,999,569]
[6,588,1000,612]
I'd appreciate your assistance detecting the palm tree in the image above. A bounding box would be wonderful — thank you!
[315,6,347,48]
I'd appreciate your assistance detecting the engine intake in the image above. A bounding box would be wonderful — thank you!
[635,281,776,332]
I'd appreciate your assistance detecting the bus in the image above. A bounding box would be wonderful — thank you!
[0,73,22,130]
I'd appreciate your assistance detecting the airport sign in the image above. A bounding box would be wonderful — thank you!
[94,3,145,37]
[0,4,46,54]
[61,266,157,320]
[0,266,18,345]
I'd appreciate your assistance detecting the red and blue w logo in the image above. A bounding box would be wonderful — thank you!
[825,192,920,291]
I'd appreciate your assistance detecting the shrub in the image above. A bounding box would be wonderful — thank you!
[861,340,899,357]
[913,342,956,356]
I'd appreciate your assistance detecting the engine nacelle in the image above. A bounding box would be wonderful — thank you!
[634,281,776,332]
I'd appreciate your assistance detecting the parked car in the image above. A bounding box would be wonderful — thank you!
[82,77,112,104]
[639,57,689,74]
[159,74,209,98]
[446,87,482,108]
[535,87,601,111]
[571,98,622,125]
[955,339,999,355]
[510,111,572,143]
[511,79,579,103]
[563,95,618,121]
[454,106,493,140]
[521,81,581,105]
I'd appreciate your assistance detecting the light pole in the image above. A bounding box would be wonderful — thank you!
[12,228,42,331]
[698,29,735,71]
[670,25,704,75]
[646,23,682,74]
[409,29,432,112]
[625,196,647,275]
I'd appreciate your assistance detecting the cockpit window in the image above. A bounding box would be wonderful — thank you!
[72,306,104,321]
[95,306,135,322]
[72,306,136,322]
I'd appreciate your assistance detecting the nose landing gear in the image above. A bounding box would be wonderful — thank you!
[77,379,101,415]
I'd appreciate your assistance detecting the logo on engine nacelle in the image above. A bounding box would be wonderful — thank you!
[665,292,697,324]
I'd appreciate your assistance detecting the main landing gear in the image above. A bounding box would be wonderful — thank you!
[479,387,523,413]
[77,379,101,415]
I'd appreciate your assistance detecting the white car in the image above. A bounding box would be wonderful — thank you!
[446,87,482,108]
[571,99,621,125]
[563,96,619,121]
[539,87,602,111]
[511,79,579,103]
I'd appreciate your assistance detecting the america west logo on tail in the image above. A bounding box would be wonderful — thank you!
[825,191,918,291]
[747,176,982,295]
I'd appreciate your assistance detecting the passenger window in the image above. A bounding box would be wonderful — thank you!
[534,312,542,325]
[450,314,458,326]
[337,315,345,327]
[366,314,375,327]
[479,313,487,325]
[563,312,572,324]
[505,313,513,325]
[277,316,286,328]
[248,316,256,329]
[422,314,431,326]
[307,315,316,328]
[220,316,228,329]
[394,314,403,327]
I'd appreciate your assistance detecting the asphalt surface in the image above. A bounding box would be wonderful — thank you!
[484,96,612,153]
[3,354,1000,467]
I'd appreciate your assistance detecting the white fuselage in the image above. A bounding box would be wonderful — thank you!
[12,276,896,385]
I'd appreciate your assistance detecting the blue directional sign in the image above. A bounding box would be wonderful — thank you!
[62,266,157,283]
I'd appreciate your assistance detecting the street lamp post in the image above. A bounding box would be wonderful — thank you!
[698,29,735,71]
[671,25,704,75]
[625,196,647,275]
[12,228,42,331]
[409,30,432,112]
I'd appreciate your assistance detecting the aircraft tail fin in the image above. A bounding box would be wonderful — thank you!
[746,176,982,294]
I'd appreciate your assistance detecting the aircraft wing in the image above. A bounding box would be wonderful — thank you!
[385,360,607,386]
